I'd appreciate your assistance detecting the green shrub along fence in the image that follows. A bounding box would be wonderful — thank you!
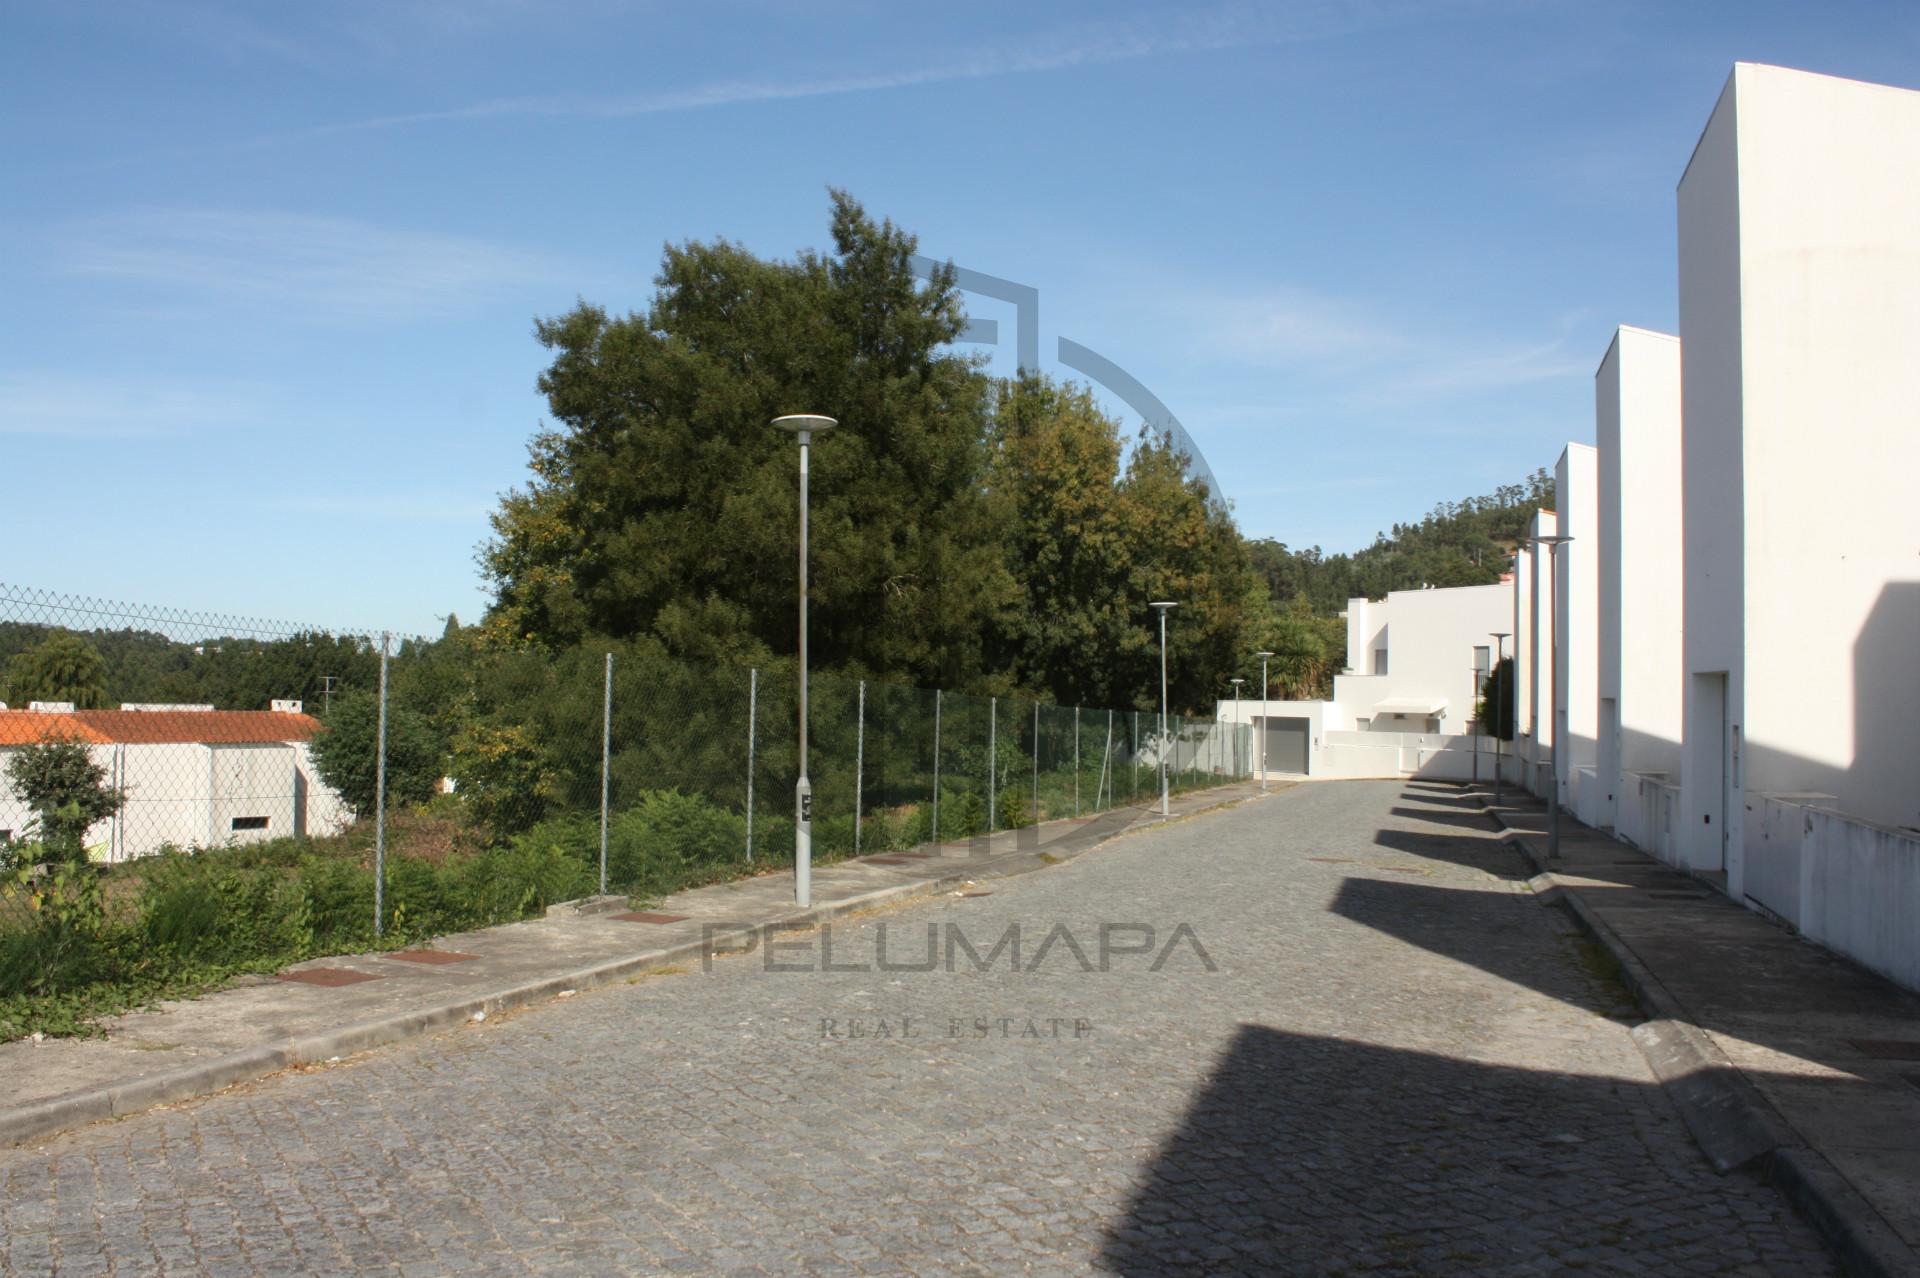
[0,584,1253,1039]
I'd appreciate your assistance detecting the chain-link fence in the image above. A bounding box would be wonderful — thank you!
[0,582,1250,1036]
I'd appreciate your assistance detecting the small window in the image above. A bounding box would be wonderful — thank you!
[231,816,269,832]
[1373,647,1389,675]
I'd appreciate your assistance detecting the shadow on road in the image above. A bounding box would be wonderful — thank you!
[1097,1023,1827,1276]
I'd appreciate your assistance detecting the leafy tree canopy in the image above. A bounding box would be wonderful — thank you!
[308,690,443,815]
[4,632,111,709]
[1247,469,1555,616]
[481,190,1012,688]
[4,735,121,862]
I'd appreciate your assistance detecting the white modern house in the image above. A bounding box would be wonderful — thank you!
[1670,63,1920,989]
[1218,582,1510,781]
[1554,444,1599,819]
[0,703,350,861]
[1595,327,1684,852]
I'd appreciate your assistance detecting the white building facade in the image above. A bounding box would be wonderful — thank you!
[1596,327,1684,854]
[1491,64,1920,993]
[1219,582,1510,782]
[0,706,351,861]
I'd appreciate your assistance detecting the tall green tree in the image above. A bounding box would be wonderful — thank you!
[308,691,442,816]
[980,375,1137,705]
[3,632,111,709]
[1113,430,1263,713]
[481,191,1013,688]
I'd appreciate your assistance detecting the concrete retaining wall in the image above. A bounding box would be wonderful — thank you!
[1745,794,1920,994]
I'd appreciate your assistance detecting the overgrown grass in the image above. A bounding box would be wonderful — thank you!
[1,788,846,1042]
[0,762,1223,1042]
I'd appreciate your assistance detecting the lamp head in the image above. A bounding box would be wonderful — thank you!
[771,414,838,437]
[1148,600,1179,611]
[1253,650,1275,659]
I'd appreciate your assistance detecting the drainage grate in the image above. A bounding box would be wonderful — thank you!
[612,911,690,925]
[1850,1039,1920,1061]
[389,950,479,965]
[278,968,380,987]
[1648,891,1707,900]
[864,856,911,865]
[962,891,994,898]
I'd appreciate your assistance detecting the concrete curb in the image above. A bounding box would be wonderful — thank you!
[1481,796,1919,1278]
[0,789,1260,1150]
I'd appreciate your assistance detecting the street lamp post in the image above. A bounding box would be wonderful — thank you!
[1528,536,1572,860]
[1149,601,1178,816]
[1229,678,1245,780]
[773,413,836,907]
[1489,631,1510,806]
[1253,651,1274,790]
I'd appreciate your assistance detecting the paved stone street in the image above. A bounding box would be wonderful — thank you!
[1,780,1836,1276]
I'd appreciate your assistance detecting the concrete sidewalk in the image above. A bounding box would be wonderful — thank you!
[1474,783,1920,1278]
[0,780,1274,1151]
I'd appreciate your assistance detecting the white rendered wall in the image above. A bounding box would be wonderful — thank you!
[1681,64,1920,889]
[1554,444,1599,805]
[1512,546,1533,742]
[1597,327,1684,841]
[1329,584,1508,737]
[1523,510,1558,797]
[1678,72,1746,879]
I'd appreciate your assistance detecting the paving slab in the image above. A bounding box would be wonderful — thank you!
[0,781,1272,1148]
[1477,784,1920,1278]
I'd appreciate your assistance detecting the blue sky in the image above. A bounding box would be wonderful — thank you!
[5,1,1917,636]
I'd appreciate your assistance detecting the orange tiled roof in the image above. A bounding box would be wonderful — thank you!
[0,712,111,745]
[73,710,323,745]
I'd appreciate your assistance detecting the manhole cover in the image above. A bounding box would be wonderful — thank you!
[278,968,380,987]
[389,950,479,965]
[1850,1039,1920,1060]
[612,912,690,924]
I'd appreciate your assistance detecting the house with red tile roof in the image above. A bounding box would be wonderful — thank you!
[0,703,350,861]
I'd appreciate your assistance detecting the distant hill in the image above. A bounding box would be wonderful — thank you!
[1248,468,1557,615]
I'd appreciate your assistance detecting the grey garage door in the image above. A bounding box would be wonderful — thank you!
[1262,717,1309,774]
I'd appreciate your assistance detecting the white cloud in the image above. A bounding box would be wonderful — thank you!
[0,372,274,437]
[1161,279,1588,404]
[282,0,1481,137]
[56,209,569,321]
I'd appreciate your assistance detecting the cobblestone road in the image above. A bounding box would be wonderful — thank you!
[2,780,1836,1276]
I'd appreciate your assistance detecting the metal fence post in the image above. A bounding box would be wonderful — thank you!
[374,632,389,940]
[745,667,757,862]
[1032,701,1039,825]
[988,696,997,831]
[932,688,942,845]
[599,651,612,895]
[1132,710,1139,802]
[854,679,865,854]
